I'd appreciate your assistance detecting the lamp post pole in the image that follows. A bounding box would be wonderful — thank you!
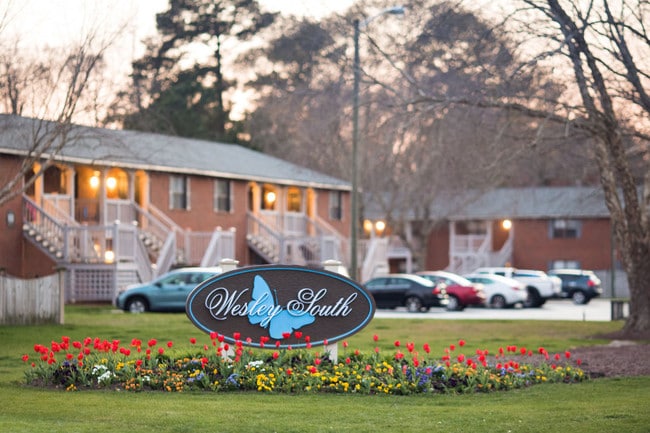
[350,7,404,281]
[350,18,361,281]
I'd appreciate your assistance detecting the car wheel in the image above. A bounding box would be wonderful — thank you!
[126,297,148,313]
[490,295,507,309]
[405,296,424,313]
[446,295,462,311]
[523,287,542,308]
[572,291,588,305]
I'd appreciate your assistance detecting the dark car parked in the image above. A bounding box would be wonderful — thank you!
[364,274,448,312]
[417,271,487,311]
[547,269,603,305]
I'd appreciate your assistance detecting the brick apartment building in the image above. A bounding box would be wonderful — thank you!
[0,115,354,301]
[371,187,627,297]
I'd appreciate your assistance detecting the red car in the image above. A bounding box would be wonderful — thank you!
[417,271,486,311]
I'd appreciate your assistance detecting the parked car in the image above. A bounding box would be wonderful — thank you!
[364,274,448,312]
[417,271,486,311]
[547,269,603,304]
[464,273,528,309]
[115,267,222,313]
[473,267,561,308]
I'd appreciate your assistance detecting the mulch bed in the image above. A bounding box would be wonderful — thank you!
[569,329,650,378]
[570,342,650,377]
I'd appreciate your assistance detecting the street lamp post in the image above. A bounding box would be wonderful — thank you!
[350,6,404,281]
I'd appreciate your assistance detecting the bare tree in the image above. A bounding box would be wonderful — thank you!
[0,18,115,207]
[402,0,649,334]
[493,0,650,335]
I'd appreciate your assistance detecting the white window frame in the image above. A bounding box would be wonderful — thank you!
[214,179,233,213]
[329,191,342,221]
[549,219,581,239]
[170,175,190,210]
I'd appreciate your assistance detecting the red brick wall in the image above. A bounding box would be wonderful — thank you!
[511,219,612,271]
[148,172,249,263]
[148,172,351,265]
[422,217,613,273]
[0,157,56,277]
[315,189,349,237]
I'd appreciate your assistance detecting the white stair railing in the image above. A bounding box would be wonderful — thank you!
[200,227,236,267]
[361,237,389,282]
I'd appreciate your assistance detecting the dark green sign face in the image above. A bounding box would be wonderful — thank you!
[186,265,376,349]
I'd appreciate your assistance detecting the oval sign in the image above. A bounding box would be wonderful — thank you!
[186,265,375,349]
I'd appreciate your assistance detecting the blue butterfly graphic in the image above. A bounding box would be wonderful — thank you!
[247,275,315,339]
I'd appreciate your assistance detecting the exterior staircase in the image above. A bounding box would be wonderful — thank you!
[446,223,514,275]
[21,195,235,302]
[246,212,346,268]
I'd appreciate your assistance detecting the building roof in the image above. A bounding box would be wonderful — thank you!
[364,186,611,221]
[446,187,610,220]
[0,115,350,191]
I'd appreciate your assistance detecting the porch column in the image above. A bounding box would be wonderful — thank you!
[33,162,43,205]
[128,170,136,202]
[66,165,76,218]
[99,168,107,225]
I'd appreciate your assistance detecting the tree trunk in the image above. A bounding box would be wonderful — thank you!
[624,249,650,334]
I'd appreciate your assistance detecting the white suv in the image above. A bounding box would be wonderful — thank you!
[473,267,561,308]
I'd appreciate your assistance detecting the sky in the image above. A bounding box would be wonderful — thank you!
[2,0,356,120]
[5,0,356,55]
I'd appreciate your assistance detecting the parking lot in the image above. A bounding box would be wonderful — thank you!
[374,298,621,321]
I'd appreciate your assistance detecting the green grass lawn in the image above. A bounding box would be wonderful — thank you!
[1,305,649,433]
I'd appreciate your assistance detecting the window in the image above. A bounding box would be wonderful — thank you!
[550,260,580,269]
[262,184,277,210]
[549,219,581,238]
[329,191,342,220]
[170,176,189,210]
[214,179,232,212]
[287,187,302,212]
[456,220,487,235]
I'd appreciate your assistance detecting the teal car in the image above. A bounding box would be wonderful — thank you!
[115,267,222,313]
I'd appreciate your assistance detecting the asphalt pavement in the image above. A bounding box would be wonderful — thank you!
[374,298,619,321]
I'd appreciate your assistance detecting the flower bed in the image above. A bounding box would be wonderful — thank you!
[22,333,585,394]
